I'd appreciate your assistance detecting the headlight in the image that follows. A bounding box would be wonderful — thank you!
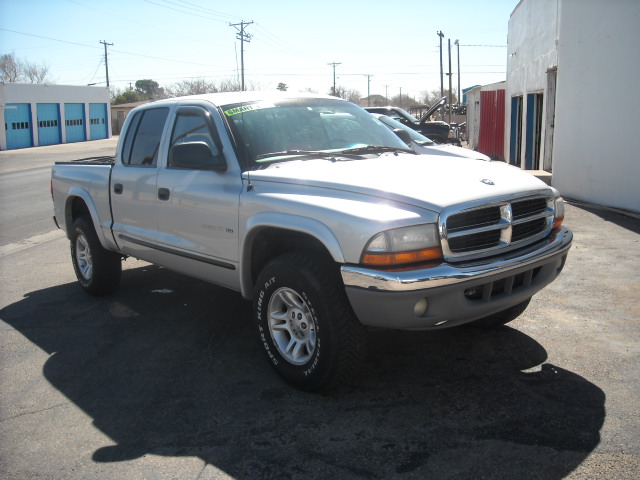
[553,197,565,231]
[362,224,442,266]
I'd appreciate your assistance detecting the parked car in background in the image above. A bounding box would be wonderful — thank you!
[365,98,452,144]
[372,113,491,161]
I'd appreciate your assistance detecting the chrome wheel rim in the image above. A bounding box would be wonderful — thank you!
[268,287,317,365]
[75,234,93,281]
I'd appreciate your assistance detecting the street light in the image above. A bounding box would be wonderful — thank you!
[448,38,452,124]
[437,31,445,120]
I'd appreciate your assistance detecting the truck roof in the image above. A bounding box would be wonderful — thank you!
[139,91,338,110]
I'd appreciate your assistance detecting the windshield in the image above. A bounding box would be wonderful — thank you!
[222,97,410,168]
[377,115,435,146]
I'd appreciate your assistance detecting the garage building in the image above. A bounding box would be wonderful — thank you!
[1,83,111,150]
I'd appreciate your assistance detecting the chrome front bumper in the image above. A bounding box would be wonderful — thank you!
[340,226,572,329]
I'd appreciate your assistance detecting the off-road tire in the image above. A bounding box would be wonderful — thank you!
[70,215,122,295]
[254,252,367,391]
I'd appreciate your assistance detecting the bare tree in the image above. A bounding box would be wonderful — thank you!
[0,53,50,83]
[420,88,458,107]
[0,53,21,82]
[164,78,262,98]
[390,93,418,109]
[23,60,50,83]
[331,85,361,103]
[165,78,218,97]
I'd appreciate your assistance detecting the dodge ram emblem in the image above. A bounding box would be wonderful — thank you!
[480,178,495,185]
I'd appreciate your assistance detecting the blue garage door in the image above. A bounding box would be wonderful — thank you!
[64,103,86,143]
[89,103,108,140]
[4,103,33,149]
[37,103,61,146]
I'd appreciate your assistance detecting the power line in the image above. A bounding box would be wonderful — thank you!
[0,27,99,49]
[1,27,217,68]
[143,0,239,22]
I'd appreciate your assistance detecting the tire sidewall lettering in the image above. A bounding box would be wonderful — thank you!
[255,272,322,376]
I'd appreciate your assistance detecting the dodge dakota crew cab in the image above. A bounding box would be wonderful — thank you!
[51,92,572,391]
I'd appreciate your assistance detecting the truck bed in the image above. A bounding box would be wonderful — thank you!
[55,156,115,165]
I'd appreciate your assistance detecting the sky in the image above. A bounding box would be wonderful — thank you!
[1,0,518,101]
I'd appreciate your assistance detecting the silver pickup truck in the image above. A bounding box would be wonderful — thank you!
[51,92,572,391]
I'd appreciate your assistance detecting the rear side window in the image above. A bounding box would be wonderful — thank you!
[122,107,169,166]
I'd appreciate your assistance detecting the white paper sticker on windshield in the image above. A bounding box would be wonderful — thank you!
[224,103,275,117]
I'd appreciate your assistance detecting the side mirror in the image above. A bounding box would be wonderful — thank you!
[392,128,413,146]
[168,142,227,171]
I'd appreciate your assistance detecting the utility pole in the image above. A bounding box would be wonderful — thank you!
[384,85,389,104]
[454,39,461,106]
[366,74,373,106]
[328,62,341,96]
[100,40,113,87]
[229,21,253,91]
[437,31,444,120]
[448,38,453,124]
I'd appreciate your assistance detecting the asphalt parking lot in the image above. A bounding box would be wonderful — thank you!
[1,140,639,479]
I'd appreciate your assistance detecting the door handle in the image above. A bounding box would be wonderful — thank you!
[158,188,170,201]
[113,183,123,194]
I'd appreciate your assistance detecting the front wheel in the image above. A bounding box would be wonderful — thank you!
[70,215,122,295]
[254,252,367,391]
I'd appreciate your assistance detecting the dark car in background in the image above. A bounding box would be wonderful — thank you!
[365,97,451,144]
[371,113,490,161]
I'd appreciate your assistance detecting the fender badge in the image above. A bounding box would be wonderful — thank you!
[480,178,495,185]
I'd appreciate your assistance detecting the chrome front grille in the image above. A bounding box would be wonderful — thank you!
[440,195,555,261]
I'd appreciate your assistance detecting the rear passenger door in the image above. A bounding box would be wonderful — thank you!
[110,106,169,261]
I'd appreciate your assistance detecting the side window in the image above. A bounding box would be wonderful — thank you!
[122,107,169,166]
[170,113,219,155]
[168,111,224,170]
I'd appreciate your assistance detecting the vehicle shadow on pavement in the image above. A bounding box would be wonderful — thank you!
[1,263,605,479]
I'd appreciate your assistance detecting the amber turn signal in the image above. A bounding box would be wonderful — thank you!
[362,247,443,266]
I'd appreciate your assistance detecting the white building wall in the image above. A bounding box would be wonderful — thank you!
[0,83,111,150]
[551,0,640,212]
[465,87,481,149]
[506,0,559,168]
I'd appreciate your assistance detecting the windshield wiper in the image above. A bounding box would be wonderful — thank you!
[255,149,367,166]
[337,145,415,155]
[256,150,337,161]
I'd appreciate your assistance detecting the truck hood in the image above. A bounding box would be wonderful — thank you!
[247,153,550,212]
[412,141,492,161]
[418,97,447,124]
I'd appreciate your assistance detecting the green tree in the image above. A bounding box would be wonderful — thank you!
[135,79,164,100]
[111,89,143,105]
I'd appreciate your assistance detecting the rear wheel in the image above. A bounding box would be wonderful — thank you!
[70,215,121,295]
[471,298,532,328]
[254,252,367,391]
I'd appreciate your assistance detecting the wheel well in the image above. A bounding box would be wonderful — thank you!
[248,228,332,290]
[68,196,90,229]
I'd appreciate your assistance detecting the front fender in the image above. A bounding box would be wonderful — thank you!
[239,212,345,298]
